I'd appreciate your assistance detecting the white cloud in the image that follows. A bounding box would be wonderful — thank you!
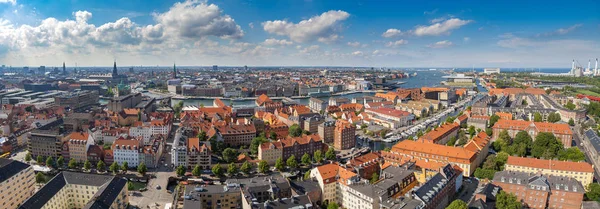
[414,18,472,36]
[0,0,16,5]
[248,23,254,29]
[385,39,408,47]
[347,41,360,47]
[463,37,470,42]
[381,28,403,38]
[262,10,350,43]
[430,17,446,23]
[263,38,293,46]
[299,45,320,54]
[351,51,363,56]
[427,40,453,48]
[424,9,438,15]
[537,24,582,37]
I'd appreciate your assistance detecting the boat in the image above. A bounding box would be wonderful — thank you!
[412,72,417,76]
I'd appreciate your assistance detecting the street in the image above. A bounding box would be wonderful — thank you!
[129,164,176,208]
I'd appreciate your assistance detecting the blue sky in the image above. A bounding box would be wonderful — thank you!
[0,0,598,68]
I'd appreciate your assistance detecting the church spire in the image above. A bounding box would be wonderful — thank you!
[173,63,177,79]
[112,60,118,76]
[62,62,66,74]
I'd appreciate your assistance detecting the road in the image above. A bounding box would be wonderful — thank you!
[129,164,175,208]
[573,124,600,180]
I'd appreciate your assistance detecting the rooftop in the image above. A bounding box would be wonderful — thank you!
[506,156,593,173]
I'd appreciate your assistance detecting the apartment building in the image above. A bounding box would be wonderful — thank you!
[309,97,328,113]
[112,138,143,168]
[28,119,69,158]
[210,124,256,147]
[318,120,335,143]
[347,152,382,179]
[309,163,359,204]
[334,120,356,150]
[186,137,211,170]
[420,122,459,144]
[183,184,242,209]
[504,156,594,188]
[54,90,99,110]
[492,119,573,147]
[19,172,128,209]
[258,134,327,164]
[413,165,460,209]
[67,132,94,163]
[0,159,35,209]
[493,171,584,209]
[365,107,414,129]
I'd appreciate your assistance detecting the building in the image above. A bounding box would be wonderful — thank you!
[112,138,143,167]
[0,159,35,209]
[67,132,94,163]
[309,163,359,204]
[303,115,325,134]
[309,97,328,113]
[347,152,382,179]
[259,134,327,164]
[183,184,242,209]
[54,90,99,110]
[211,124,257,147]
[19,172,128,209]
[420,122,459,144]
[226,174,292,206]
[504,156,594,188]
[186,137,211,170]
[467,115,489,131]
[87,61,128,85]
[413,165,460,209]
[483,68,501,74]
[171,128,188,167]
[107,93,142,112]
[28,119,68,158]
[493,170,584,209]
[334,120,356,150]
[492,119,573,147]
[318,120,335,144]
[365,108,414,129]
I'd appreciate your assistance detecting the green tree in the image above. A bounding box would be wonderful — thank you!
[212,164,224,177]
[83,160,91,170]
[531,132,563,159]
[192,165,201,176]
[446,136,458,146]
[241,161,252,174]
[485,128,493,136]
[110,162,119,173]
[466,106,471,111]
[514,131,532,147]
[496,191,522,209]
[474,168,496,180]
[258,160,269,173]
[137,163,147,175]
[446,200,468,209]
[121,161,129,171]
[197,130,207,141]
[287,155,298,170]
[269,132,278,140]
[25,152,32,162]
[275,157,285,171]
[370,172,379,184]
[288,124,303,137]
[227,163,238,176]
[304,170,311,179]
[176,165,186,176]
[57,156,64,168]
[445,116,456,124]
[313,150,323,163]
[137,110,142,121]
[127,181,134,191]
[568,118,575,126]
[45,157,54,168]
[35,172,46,184]
[327,202,339,209]
[325,147,336,160]
[250,136,269,155]
[586,183,600,201]
[548,112,561,123]
[68,158,77,169]
[36,155,44,164]
[489,115,500,127]
[97,161,106,172]
[558,147,586,162]
[301,153,312,165]
[222,148,239,163]
[416,130,424,138]
[565,101,576,110]
[468,126,476,138]
[533,112,542,122]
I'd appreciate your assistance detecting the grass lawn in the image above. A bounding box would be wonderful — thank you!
[129,181,147,191]
[576,89,600,97]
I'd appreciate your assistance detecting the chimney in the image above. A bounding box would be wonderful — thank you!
[588,60,592,71]
[572,59,575,70]
[595,58,598,75]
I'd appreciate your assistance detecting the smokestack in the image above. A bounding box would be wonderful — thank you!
[572,59,575,69]
[588,60,592,71]
[595,58,599,76]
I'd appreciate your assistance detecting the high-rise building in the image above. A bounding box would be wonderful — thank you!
[213,65,218,71]
[173,63,177,79]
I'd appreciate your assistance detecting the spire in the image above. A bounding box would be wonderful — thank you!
[113,60,118,76]
[173,63,177,79]
[62,62,66,74]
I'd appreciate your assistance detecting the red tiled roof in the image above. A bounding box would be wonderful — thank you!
[506,156,593,173]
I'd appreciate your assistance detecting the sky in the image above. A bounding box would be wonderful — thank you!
[0,0,599,68]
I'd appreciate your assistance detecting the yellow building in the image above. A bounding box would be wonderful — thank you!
[0,159,35,209]
[68,132,93,163]
[258,141,283,165]
[20,171,129,209]
[505,156,594,188]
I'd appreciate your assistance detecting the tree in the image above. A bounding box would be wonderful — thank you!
[288,124,302,137]
[275,157,285,171]
[416,130,424,138]
[325,147,336,160]
[286,155,298,170]
[327,202,339,209]
[222,148,239,163]
[370,173,379,184]
[446,136,458,146]
[445,116,457,124]
[446,200,468,209]
[137,163,147,175]
[313,150,323,163]
[533,112,542,122]
[211,164,224,177]
[176,165,186,176]
[468,126,476,138]
[489,115,500,127]
[45,157,54,168]
[227,163,238,176]
[197,130,207,141]
[36,155,44,164]
[127,181,134,191]
[568,118,575,126]
[241,161,252,174]
[68,158,77,169]
[192,165,201,176]
[531,132,563,159]
[270,132,278,140]
[466,106,472,111]
[514,131,532,147]
[558,147,586,162]
[110,162,119,173]
[301,153,312,165]
[97,161,106,172]
[496,191,522,209]
[25,152,32,162]
[304,170,311,179]
[250,136,269,155]
[209,139,225,155]
[121,161,129,171]
[173,101,184,115]
[474,168,496,180]
[83,160,91,171]
[137,110,142,121]
[485,128,493,136]
[548,112,561,123]
[565,101,576,110]
[35,172,46,184]
[57,156,64,168]
[258,160,269,173]
[586,183,600,202]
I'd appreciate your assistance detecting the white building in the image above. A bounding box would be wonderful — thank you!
[171,128,188,167]
[112,139,143,167]
[483,68,500,74]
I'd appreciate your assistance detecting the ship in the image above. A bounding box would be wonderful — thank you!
[412,72,417,76]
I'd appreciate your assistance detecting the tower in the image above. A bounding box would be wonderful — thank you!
[173,63,177,79]
[62,62,66,74]
[112,61,118,76]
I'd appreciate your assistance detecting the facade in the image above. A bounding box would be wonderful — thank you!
[0,159,35,209]
[28,119,68,158]
[112,139,143,167]
[303,116,325,134]
[467,115,489,131]
[493,170,584,209]
[420,122,459,144]
[318,120,335,144]
[492,119,573,147]
[504,156,594,188]
[365,108,414,129]
[309,97,328,113]
[186,137,211,170]
[67,132,94,163]
[334,120,356,150]
[183,184,242,209]
[309,163,359,204]
[19,172,128,209]
[213,124,257,146]
[347,152,382,179]
[259,134,327,164]
[107,93,142,112]
[413,165,460,209]
[54,90,99,110]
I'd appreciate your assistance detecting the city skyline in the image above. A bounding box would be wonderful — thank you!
[0,0,599,68]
